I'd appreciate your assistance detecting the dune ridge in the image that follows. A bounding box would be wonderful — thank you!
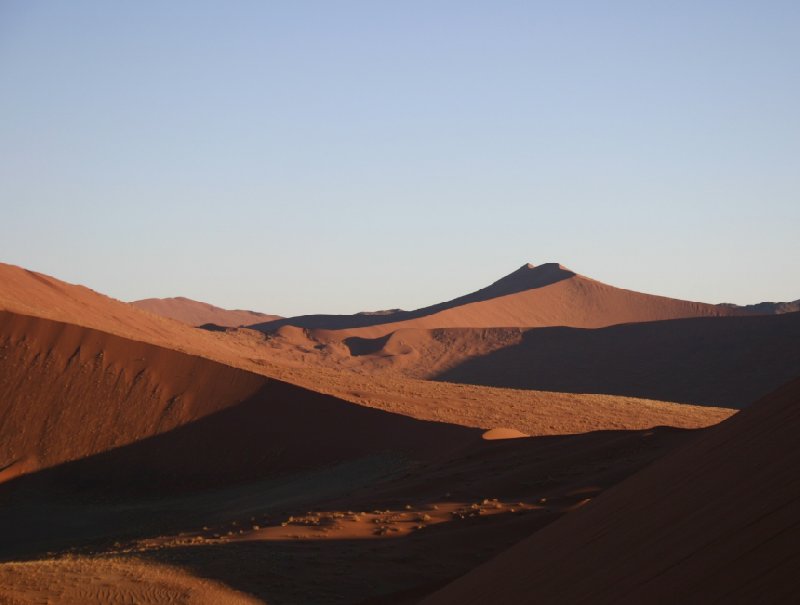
[131,296,280,327]
[251,262,779,338]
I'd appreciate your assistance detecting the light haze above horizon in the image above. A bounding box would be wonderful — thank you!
[1,1,798,316]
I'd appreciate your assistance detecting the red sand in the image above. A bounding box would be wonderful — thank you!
[254,263,747,337]
[0,261,795,603]
[422,376,800,605]
[0,262,734,436]
[132,296,280,327]
[0,310,476,487]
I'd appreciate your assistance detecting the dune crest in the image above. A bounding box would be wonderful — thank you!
[132,296,280,327]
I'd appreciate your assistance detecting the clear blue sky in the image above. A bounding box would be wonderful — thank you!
[1,1,798,316]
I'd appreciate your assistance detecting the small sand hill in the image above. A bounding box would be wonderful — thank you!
[131,296,279,327]
[421,376,800,605]
[482,427,528,440]
[254,262,758,338]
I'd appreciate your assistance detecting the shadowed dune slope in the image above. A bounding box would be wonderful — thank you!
[0,310,476,487]
[434,313,800,407]
[131,296,280,327]
[2,378,477,494]
[422,376,800,605]
[0,310,263,480]
[253,263,746,338]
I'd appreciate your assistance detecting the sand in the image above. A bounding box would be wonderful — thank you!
[132,296,280,328]
[1,260,796,603]
[251,262,746,337]
[0,310,477,488]
[0,556,261,605]
[422,376,800,605]
[1,420,699,603]
[0,310,734,488]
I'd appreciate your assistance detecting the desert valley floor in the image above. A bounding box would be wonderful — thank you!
[0,261,798,604]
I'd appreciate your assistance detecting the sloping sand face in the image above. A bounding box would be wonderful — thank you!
[0,557,261,605]
[0,310,265,478]
[0,310,477,489]
[421,376,800,605]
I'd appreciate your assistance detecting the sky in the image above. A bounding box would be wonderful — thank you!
[1,1,798,316]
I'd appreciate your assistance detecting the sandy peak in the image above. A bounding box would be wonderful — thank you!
[521,262,570,272]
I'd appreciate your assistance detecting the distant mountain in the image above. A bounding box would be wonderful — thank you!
[131,296,280,327]
[253,262,796,337]
[718,299,800,315]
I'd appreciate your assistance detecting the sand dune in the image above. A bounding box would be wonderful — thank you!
[0,310,476,488]
[252,262,764,338]
[0,261,791,603]
[132,296,280,328]
[422,376,800,605]
[0,263,733,440]
[0,310,263,478]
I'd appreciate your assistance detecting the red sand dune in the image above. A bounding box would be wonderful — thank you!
[0,261,793,603]
[131,296,279,327]
[422,376,800,605]
[0,262,239,356]
[0,310,476,488]
[0,262,314,378]
[0,308,260,478]
[253,262,762,338]
[0,262,735,436]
